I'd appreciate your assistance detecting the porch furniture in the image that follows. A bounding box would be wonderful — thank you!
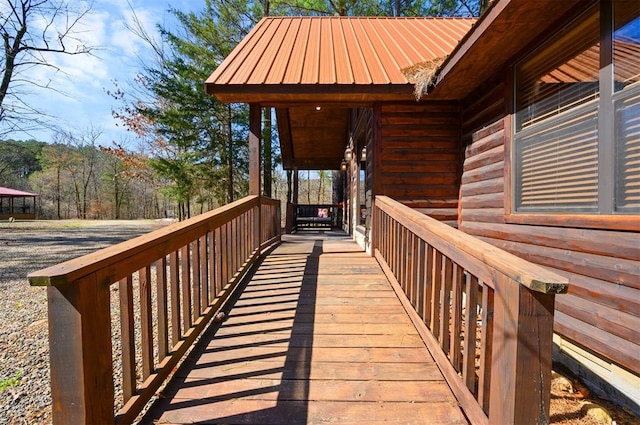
[286,203,343,233]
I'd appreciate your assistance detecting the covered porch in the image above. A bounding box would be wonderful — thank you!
[204,16,476,251]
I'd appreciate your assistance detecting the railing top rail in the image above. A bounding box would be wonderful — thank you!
[376,195,569,294]
[260,196,280,206]
[29,195,260,288]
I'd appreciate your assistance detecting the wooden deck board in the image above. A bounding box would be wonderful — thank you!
[143,231,467,424]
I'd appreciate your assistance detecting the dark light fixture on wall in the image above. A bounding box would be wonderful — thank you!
[361,146,367,161]
[340,159,347,171]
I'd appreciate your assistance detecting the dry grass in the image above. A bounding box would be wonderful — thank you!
[401,56,447,100]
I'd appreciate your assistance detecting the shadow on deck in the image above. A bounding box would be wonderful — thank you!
[142,230,466,424]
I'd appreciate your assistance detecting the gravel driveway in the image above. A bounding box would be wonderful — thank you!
[0,219,169,425]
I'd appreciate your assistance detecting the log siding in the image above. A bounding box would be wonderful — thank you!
[459,86,640,378]
[379,102,461,226]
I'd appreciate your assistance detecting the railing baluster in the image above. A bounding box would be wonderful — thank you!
[199,235,208,313]
[240,213,246,260]
[416,239,425,319]
[450,264,464,372]
[139,265,153,379]
[405,232,415,303]
[119,275,135,402]
[478,285,494,413]
[382,213,387,259]
[169,251,181,346]
[156,257,169,361]
[215,226,223,295]
[431,250,443,339]
[208,230,215,304]
[249,207,254,252]
[463,274,479,394]
[439,257,453,352]
[400,225,409,292]
[393,220,399,275]
[412,234,420,308]
[191,239,201,321]
[233,218,239,274]
[224,222,231,283]
[237,215,242,266]
[181,245,192,330]
[424,244,434,328]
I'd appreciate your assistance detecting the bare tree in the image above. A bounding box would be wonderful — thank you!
[0,0,93,135]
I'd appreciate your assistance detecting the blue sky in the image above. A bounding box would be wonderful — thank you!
[6,0,192,148]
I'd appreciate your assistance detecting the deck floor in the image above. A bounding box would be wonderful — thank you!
[143,231,466,424]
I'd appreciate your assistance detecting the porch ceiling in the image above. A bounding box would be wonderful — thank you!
[276,106,350,170]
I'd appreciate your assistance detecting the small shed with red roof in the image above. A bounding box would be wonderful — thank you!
[0,187,38,219]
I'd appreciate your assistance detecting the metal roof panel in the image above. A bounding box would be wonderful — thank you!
[207,17,475,101]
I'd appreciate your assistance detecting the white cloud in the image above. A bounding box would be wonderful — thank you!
[3,0,183,147]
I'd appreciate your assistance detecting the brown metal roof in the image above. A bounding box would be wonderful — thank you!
[206,16,475,104]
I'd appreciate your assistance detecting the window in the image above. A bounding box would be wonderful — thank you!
[513,1,639,216]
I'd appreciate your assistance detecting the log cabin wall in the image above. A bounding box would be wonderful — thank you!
[377,102,461,227]
[459,80,640,408]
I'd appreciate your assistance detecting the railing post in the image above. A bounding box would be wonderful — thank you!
[370,200,378,257]
[285,202,295,234]
[490,274,555,424]
[47,275,114,424]
[276,200,282,237]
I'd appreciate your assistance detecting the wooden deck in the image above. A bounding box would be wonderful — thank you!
[142,230,467,424]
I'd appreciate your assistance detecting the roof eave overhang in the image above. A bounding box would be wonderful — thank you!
[205,83,418,105]
[427,0,587,100]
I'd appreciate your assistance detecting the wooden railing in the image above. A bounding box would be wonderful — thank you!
[28,195,281,425]
[373,196,568,425]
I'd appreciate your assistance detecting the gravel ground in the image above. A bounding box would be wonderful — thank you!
[0,219,170,425]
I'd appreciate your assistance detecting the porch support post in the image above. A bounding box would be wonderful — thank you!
[370,103,383,256]
[249,103,262,196]
[249,103,262,250]
[293,167,299,204]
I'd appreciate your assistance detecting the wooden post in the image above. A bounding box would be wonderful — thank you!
[47,275,114,424]
[249,103,262,196]
[489,275,555,424]
[285,202,295,234]
[249,103,262,250]
[370,103,382,256]
[292,167,299,204]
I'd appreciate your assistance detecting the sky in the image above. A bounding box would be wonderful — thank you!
[5,0,193,148]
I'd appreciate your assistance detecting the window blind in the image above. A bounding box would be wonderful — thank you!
[516,107,599,211]
[615,89,640,211]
